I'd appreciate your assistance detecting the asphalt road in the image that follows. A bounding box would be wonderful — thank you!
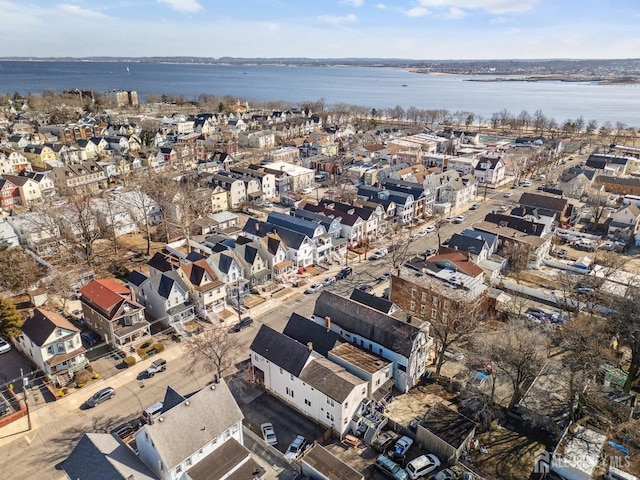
[0,174,552,479]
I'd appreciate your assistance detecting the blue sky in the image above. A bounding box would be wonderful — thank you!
[1,0,639,59]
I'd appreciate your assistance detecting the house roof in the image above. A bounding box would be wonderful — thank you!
[518,192,567,213]
[149,270,188,299]
[250,324,313,376]
[60,433,156,480]
[427,252,485,278]
[267,211,321,238]
[126,270,148,287]
[80,280,128,317]
[329,342,390,375]
[139,381,243,470]
[186,438,263,480]
[282,312,342,357]
[299,357,365,403]
[180,260,223,289]
[292,208,338,232]
[21,308,79,347]
[483,213,547,236]
[161,385,186,413]
[447,234,488,256]
[301,444,364,480]
[313,291,422,357]
[349,289,395,314]
[419,403,477,449]
[596,175,640,188]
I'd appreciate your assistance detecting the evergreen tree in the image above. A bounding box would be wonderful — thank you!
[0,298,23,338]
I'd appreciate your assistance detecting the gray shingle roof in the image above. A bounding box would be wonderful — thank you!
[268,211,321,238]
[518,192,567,214]
[313,291,421,357]
[138,381,243,470]
[447,234,487,255]
[60,433,156,480]
[299,358,364,403]
[250,324,313,376]
[349,289,395,314]
[282,313,342,357]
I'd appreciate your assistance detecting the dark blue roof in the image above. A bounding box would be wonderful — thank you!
[282,313,342,357]
[349,289,395,314]
[267,211,321,238]
[447,234,487,255]
[126,270,148,287]
[461,229,497,246]
[292,208,338,231]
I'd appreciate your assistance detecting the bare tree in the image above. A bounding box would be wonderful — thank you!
[610,285,640,392]
[0,247,46,293]
[183,325,241,380]
[120,186,160,256]
[485,319,549,407]
[383,228,411,275]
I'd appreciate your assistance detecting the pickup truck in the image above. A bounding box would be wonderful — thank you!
[145,358,167,378]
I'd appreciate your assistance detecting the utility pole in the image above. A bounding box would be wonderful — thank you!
[236,277,242,323]
[20,369,31,431]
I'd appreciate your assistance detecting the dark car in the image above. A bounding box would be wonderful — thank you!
[358,284,372,292]
[111,420,141,440]
[233,317,254,332]
[336,266,353,280]
[86,387,115,408]
[81,331,100,346]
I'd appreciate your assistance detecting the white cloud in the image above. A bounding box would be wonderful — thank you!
[444,7,466,19]
[507,27,521,34]
[157,0,203,14]
[416,0,538,15]
[340,0,364,6]
[58,4,107,18]
[375,3,387,9]
[403,6,430,17]
[317,13,357,25]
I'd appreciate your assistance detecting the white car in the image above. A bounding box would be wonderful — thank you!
[454,215,466,224]
[424,225,436,233]
[302,187,313,194]
[504,192,514,198]
[500,205,510,211]
[305,283,323,294]
[0,337,11,354]
[390,435,413,460]
[261,423,278,446]
[406,454,441,479]
[322,276,336,287]
[284,435,307,459]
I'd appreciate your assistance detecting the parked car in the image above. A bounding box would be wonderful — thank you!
[358,284,373,292]
[504,192,514,197]
[425,247,437,256]
[576,287,595,295]
[469,203,479,210]
[336,266,353,280]
[424,225,436,233]
[322,276,336,287]
[432,468,458,480]
[390,435,414,461]
[445,216,454,223]
[305,283,323,294]
[145,358,167,378]
[262,202,273,208]
[378,272,390,282]
[233,317,254,332]
[111,420,141,440]
[500,205,510,211]
[454,215,466,224]
[527,307,548,316]
[284,435,307,460]
[372,430,399,452]
[0,337,11,354]
[81,331,100,346]
[261,422,277,446]
[374,455,408,480]
[370,248,388,260]
[302,187,313,194]
[405,453,441,479]
[86,387,115,408]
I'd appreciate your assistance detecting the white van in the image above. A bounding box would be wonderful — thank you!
[606,467,639,480]
[143,401,163,420]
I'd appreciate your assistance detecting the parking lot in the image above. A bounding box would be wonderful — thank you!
[228,372,326,454]
[0,348,36,394]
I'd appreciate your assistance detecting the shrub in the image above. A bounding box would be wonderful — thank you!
[153,343,165,353]
[92,373,100,379]
[74,369,92,385]
[57,389,65,397]
[123,356,136,368]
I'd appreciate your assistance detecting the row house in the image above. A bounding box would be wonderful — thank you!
[383,178,436,219]
[318,199,384,240]
[243,217,314,268]
[311,291,432,393]
[0,178,20,208]
[267,211,333,264]
[0,148,31,174]
[238,131,276,149]
[49,159,107,194]
[207,173,246,209]
[303,202,365,245]
[2,174,42,207]
[258,233,295,281]
[233,236,272,287]
[229,166,277,199]
[425,170,477,212]
[292,208,343,239]
[21,144,57,169]
[473,156,508,188]
[127,270,197,334]
[79,279,150,349]
[250,324,368,437]
[300,135,339,158]
[75,139,101,159]
[585,154,629,176]
[16,308,88,388]
[210,186,230,213]
[260,161,314,193]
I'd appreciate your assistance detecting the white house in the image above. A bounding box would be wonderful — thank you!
[608,204,640,241]
[474,156,507,188]
[16,308,88,387]
[250,325,368,437]
[134,380,259,480]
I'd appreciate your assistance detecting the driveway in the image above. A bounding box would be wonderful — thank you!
[228,373,326,454]
[0,348,36,394]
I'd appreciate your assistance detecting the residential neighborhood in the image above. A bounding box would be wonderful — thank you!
[0,92,640,480]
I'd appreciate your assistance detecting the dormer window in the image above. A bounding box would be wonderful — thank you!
[56,328,63,336]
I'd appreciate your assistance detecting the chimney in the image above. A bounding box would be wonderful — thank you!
[307,342,313,351]
[325,316,331,331]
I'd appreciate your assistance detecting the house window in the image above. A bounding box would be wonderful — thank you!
[56,328,62,336]
[420,304,426,315]
[290,374,294,381]
[279,367,283,375]
[397,364,407,372]
[47,345,54,355]
[326,397,334,407]
[326,412,334,422]
[378,347,383,355]
[123,316,132,327]
[304,399,311,407]
[410,301,416,312]
[175,465,182,474]
[421,292,427,302]
[411,289,416,299]
[431,309,437,319]
[286,387,294,398]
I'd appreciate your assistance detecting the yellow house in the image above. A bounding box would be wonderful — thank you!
[21,145,57,169]
[211,186,229,213]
